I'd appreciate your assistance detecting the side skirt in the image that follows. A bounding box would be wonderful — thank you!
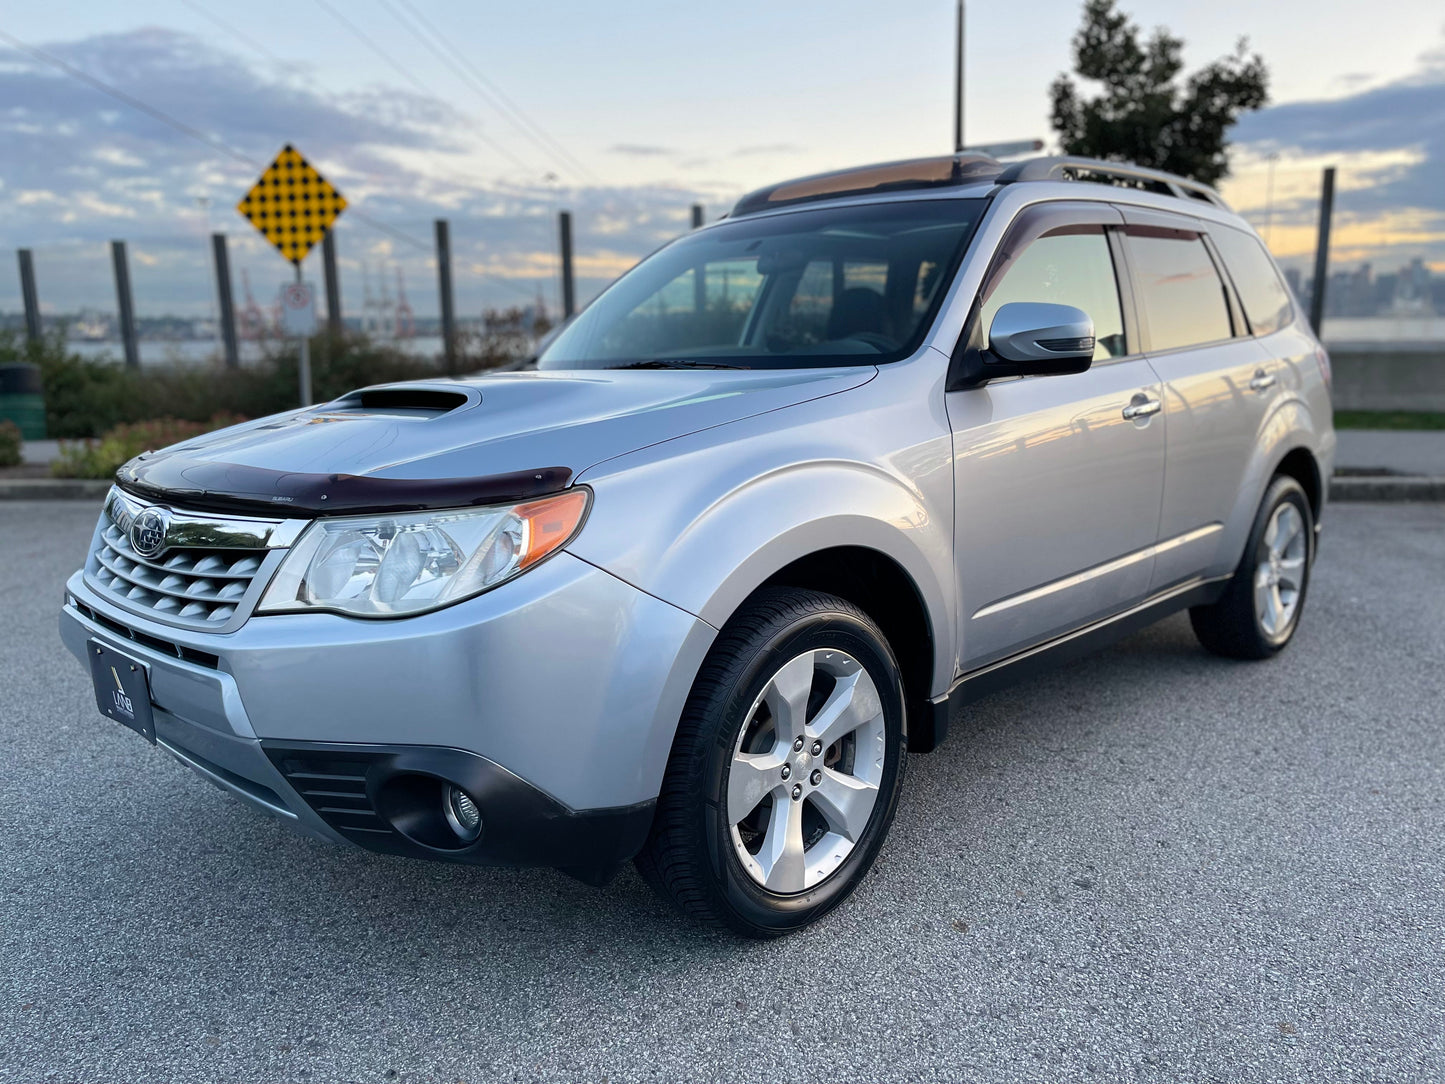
[923,577,1228,748]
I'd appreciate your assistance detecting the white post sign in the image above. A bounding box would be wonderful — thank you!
[281,281,317,336]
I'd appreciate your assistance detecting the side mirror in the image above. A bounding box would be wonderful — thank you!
[952,302,1096,389]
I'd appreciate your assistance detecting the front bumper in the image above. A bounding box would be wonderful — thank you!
[61,550,715,880]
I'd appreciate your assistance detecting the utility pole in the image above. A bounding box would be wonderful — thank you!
[559,211,576,319]
[1263,152,1279,246]
[211,233,240,368]
[322,229,343,335]
[111,240,140,369]
[691,204,704,229]
[953,0,966,153]
[1308,166,1336,335]
[17,250,42,343]
[434,219,456,368]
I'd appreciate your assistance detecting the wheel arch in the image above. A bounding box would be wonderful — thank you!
[756,545,940,753]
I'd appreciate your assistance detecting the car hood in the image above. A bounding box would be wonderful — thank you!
[117,367,875,515]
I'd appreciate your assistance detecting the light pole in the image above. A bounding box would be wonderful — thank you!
[1263,152,1279,246]
[953,0,966,153]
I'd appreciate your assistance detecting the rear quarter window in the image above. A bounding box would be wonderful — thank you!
[1211,227,1294,336]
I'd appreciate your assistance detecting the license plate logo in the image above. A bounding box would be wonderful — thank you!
[89,641,156,744]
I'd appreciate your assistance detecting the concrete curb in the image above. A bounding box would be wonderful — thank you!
[1328,476,1445,502]
[0,479,114,501]
[3,475,1443,503]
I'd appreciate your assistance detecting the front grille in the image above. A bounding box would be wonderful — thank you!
[86,487,293,631]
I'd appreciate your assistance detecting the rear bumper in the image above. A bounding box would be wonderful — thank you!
[60,550,714,880]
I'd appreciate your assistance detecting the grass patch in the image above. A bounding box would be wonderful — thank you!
[1334,410,1445,431]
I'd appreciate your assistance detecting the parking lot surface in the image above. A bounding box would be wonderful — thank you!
[1,500,1442,1083]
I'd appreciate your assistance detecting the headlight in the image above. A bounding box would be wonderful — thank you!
[258,488,590,617]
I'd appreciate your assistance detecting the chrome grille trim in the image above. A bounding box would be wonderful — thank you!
[85,486,302,632]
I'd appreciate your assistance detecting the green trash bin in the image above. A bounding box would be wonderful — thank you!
[0,363,47,440]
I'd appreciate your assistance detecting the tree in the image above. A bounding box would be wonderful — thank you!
[1049,0,1268,186]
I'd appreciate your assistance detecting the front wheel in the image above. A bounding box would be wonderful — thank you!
[1190,474,1315,660]
[637,588,907,937]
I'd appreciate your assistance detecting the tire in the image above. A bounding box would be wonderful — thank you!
[637,587,908,938]
[1189,474,1314,660]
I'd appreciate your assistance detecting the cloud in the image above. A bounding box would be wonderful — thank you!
[1232,43,1445,216]
[607,143,675,157]
[0,29,726,316]
[732,143,801,157]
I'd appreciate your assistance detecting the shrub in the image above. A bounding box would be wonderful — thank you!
[0,419,20,468]
[7,314,545,442]
[51,415,247,480]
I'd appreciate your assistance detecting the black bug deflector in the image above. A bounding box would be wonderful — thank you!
[117,457,573,517]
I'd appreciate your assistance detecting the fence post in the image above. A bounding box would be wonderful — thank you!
[17,249,42,343]
[1308,166,1336,335]
[691,203,704,229]
[322,229,343,335]
[111,240,140,368]
[434,219,456,368]
[559,211,575,319]
[211,233,240,368]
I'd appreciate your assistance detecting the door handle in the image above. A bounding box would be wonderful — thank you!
[1122,398,1162,420]
[1249,371,1277,392]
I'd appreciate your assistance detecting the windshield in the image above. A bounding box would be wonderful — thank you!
[538,199,983,370]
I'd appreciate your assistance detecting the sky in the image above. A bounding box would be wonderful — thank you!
[1,0,1442,321]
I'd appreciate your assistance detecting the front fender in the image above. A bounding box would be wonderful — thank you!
[570,375,957,699]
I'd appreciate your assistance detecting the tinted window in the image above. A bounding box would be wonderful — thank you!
[1126,231,1232,351]
[980,228,1126,361]
[539,200,983,370]
[1211,227,1293,336]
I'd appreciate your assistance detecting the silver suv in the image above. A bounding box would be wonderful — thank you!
[61,155,1334,936]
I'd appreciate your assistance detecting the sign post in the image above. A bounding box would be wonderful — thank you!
[235,144,347,405]
[280,275,318,404]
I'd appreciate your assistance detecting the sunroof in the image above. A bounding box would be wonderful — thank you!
[732,155,1002,217]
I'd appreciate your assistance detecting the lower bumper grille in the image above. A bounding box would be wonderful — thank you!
[265,748,397,841]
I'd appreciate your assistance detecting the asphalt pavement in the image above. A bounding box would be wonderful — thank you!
[1,500,1442,1083]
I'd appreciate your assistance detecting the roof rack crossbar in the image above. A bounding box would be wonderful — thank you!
[996,156,1228,210]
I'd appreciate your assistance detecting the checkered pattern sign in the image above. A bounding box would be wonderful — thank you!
[236,144,347,264]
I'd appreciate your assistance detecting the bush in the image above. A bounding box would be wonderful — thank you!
[0,419,20,468]
[4,309,547,441]
[51,415,247,480]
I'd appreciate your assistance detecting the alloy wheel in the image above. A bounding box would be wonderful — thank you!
[1254,501,1308,638]
[726,649,886,894]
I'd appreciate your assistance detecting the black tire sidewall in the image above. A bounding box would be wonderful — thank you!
[699,603,907,935]
[1245,476,1315,652]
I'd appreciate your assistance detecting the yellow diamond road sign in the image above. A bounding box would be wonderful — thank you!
[237,144,347,265]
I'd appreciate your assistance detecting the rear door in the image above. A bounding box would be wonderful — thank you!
[1118,210,1281,591]
[946,203,1166,671]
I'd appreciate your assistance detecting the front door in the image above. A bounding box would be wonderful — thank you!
[946,212,1165,671]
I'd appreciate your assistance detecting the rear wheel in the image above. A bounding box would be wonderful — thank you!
[637,588,907,937]
[1190,475,1314,659]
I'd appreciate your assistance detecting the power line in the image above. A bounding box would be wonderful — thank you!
[0,28,259,168]
[178,0,284,66]
[0,28,429,253]
[381,0,597,184]
[0,26,556,303]
[311,0,535,175]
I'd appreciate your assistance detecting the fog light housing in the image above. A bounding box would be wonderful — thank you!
[444,785,482,842]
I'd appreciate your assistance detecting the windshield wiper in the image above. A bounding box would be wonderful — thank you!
[607,359,749,370]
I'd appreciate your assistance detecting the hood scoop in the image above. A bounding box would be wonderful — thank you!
[328,384,477,418]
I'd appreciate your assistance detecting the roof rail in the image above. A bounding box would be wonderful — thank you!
[732,154,1003,217]
[996,156,1229,210]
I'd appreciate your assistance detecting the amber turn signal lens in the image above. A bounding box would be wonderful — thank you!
[516,488,591,570]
